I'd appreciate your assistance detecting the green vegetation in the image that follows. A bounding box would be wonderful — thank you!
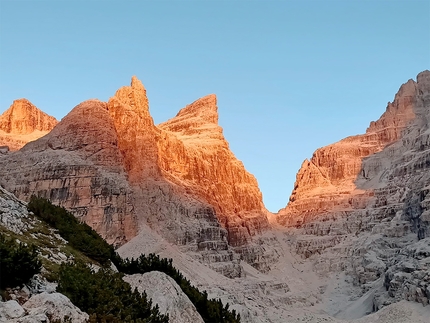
[57,262,169,323]
[28,196,115,265]
[0,233,42,289]
[113,254,241,323]
[28,196,241,323]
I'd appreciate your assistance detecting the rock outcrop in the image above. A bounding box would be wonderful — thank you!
[158,94,269,246]
[0,99,58,151]
[277,76,418,227]
[0,293,89,323]
[107,76,161,180]
[124,271,205,323]
[23,292,89,323]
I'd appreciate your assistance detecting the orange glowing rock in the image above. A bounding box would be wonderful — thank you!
[0,99,58,150]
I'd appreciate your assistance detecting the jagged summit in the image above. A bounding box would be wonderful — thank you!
[174,94,218,123]
[0,98,57,134]
[110,76,151,119]
[0,99,58,151]
[107,76,159,180]
[159,94,223,144]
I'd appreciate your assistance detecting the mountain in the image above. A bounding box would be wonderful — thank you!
[275,70,430,312]
[277,70,430,235]
[1,71,429,323]
[276,74,422,226]
[0,99,58,151]
[114,70,429,321]
[0,77,270,273]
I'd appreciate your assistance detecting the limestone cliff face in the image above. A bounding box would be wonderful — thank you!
[277,74,420,226]
[158,95,269,246]
[277,70,430,308]
[0,99,58,150]
[0,100,136,245]
[107,77,161,180]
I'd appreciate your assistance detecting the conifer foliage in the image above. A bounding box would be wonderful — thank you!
[113,254,241,323]
[0,233,42,289]
[57,262,169,323]
[28,196,115,265]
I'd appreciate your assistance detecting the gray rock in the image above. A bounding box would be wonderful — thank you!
[0,300,25,320]
[16,314,49,323]
[124,271,204,323]
[23,292,88,323]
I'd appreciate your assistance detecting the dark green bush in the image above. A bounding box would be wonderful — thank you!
[28,196,114,265]
[57,262,169,323]
[0,233,42,289]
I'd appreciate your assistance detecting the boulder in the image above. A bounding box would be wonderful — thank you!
[124,271,204,323]
[23,292,88,323]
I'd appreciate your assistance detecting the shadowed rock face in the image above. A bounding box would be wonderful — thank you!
[0,78,269,256]
[0,99,58,150]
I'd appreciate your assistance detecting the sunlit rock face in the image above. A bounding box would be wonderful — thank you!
[0,77,269,265]
[0,99,58,150]
[107,76,161,180]
[0,99,137,245]
[158,94,269,247]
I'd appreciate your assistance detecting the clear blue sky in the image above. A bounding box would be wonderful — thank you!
[0,1,429,212]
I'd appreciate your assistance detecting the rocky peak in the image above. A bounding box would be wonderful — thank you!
[417,70,430,92]
[275,70,430,313]
[159,94,223,143]
[0,99,58,151]
[158,95,269,247]
[175,94,218,124]
[0,99,137,245]
[366,79,416,141]
[0,76,270,270]
[416,70,430,116]
[25,99,125,170]
[110,76,152,121]
[108,77,160,180]
[0,99,57,135]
